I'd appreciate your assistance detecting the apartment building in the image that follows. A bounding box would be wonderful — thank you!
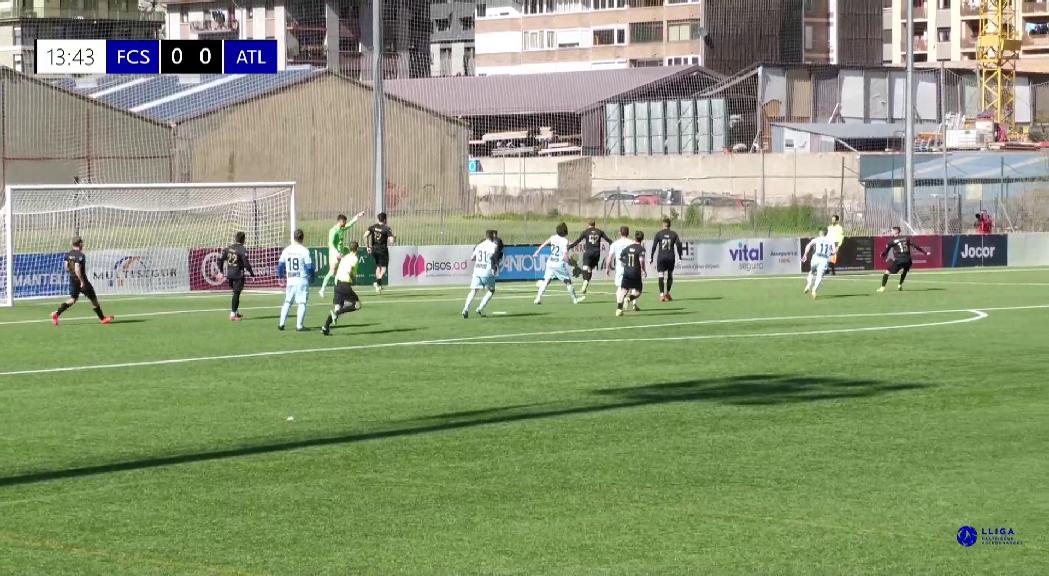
[430,0,475,76]
[0,0,162,73]
[473,0,879,76]
[883,0,1049,64]
[163,0,431,78]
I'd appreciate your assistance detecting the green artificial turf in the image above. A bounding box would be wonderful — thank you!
[1,269,1047,575]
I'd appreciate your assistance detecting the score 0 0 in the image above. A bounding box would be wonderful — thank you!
[160,40,224,74]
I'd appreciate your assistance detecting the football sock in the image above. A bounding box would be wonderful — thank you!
[899,268,910,286]
[92,306,105,320]
[296,304,307,329]
[231,290,242,314]
[881,273,890,287]
[463,290,476,312]
[279,302,292,327]
[666,272,674,293]
[55,302,71,316]
[658,277,665,294]
[479,290,494,311]
[567,284,578,301]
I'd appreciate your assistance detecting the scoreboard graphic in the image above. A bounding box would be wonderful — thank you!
[35,39,280,75]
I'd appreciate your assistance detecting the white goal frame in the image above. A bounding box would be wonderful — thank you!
[1,182,297,307]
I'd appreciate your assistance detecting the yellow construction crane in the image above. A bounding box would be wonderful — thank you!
[978,0,1022,138]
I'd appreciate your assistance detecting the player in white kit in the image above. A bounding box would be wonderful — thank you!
[277,229,315,331]
[463,230,499,318]
[533,223,580,305]
[606,226,633,293]
[801,228,838,300]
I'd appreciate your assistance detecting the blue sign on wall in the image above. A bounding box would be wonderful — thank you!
[497,245,546,281]
[468,158,481,174]
[12,253,68,298]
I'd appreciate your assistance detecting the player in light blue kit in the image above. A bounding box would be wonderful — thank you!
[533,222,580,305]
[277,229,315,331]
[463,230,499,318]
[801,228,837,300]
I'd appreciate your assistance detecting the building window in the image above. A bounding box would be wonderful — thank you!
[938,27,950,42]
[523,30,557,50]
[461,17,474,30]
[592,0,626,9]
[435,18,450,32]
[464,46,474,75]
[630,58,662,67]
[666,55,700,65]
[476,4,486,17]
[666,0,700,4]
[628,0,662,7]
[557,29,583,48]
[13,54,22,72]
[593,27,627,45]
[939,0,951,8]
[180,8,189,23]
[805,24,814,50]
[667,19,702,42]
[523,0,556,14]
[13,26,21,46]
[265,0,274,16]
[440,47,452,76]
[630,21,663,44]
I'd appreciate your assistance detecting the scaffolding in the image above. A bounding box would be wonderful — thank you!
[978,0,1022,135]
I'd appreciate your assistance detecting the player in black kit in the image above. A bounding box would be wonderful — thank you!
[489,229,505,277]
[365,212,395,294]
[651,218,683,302]
[616,231,647,317]
[51,237,114,326]
[218,231,255,320]
[878,226,929,292]
[568,219,612,298]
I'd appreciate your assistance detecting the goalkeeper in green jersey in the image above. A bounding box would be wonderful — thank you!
[319,211,364,298]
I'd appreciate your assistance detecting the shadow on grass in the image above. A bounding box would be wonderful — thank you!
[821,294,871,300]
[0,374,926,487]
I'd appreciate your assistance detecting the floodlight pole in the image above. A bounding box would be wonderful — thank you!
[372,0,386,215]
[904,0,915,224]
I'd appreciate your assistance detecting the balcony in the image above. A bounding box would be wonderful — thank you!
[902,3,928,19]
[961,2,980,18]
[902,37,929,52]
[884,7,893,30]
[936,42,951,60]
[0,6,163,21]
[961,35,977,50]
[1024,31,1049,48]
[1023,1,1049,15]
[189,19,239,35]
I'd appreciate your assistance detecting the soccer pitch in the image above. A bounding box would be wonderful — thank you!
[1,269,1048,575]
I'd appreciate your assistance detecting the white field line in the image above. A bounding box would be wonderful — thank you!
[0,291,612,326]
[12,265,1049,307]
[0,306,1033,378]
[832,277,1049,287]
[423,311,989,346]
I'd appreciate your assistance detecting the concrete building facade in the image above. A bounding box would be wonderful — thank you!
[430,0,475,76]
[882,0,1049,65]
[473,0,880,76]
[162,0,431,78]
[0,0,163,73]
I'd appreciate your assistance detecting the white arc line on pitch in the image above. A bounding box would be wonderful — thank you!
[421,310,990,346]
[0,308,1007,377]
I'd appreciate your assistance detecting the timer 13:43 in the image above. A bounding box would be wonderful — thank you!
[45,47,96,67]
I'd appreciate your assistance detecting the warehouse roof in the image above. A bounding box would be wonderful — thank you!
[384,66,711,116]
[49,66,325,123]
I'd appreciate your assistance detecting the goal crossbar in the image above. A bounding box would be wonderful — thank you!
[1,182,297,307]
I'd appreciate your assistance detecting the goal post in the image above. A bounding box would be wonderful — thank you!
[0,182,296,307]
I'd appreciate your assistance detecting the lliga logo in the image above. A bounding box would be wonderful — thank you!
[403,254,426,278]
[201,252,225,287]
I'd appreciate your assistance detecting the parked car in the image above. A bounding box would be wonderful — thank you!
[632,188,683,206]
[593,190,640,202]
[689,195,756,208]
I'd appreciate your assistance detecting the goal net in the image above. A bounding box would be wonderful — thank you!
[0,183,296,307]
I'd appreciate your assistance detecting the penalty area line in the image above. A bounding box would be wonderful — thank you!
[0,307,1020,378]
